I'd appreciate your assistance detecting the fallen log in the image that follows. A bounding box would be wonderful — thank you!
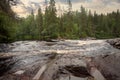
[33,52,58,80]
[33,65,47,80]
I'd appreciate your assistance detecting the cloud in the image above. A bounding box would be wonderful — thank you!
[108,0,120,3]
[57,0,85,3]
[69,0,120,14]
[11,0,41,17]
[11,0,120,17]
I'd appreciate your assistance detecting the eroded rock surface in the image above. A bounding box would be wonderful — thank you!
[93,53,120,80]
[0,39,120,80]
[107,38,120,49]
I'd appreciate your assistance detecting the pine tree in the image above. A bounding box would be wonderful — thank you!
[43,0,58,39]
[87,10,95,37]
[67,0,72,14]
[79,6,88,38]
[0,0,16,43]
[36,7,43,40]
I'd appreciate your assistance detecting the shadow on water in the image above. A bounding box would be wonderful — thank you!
[0,56,15,76]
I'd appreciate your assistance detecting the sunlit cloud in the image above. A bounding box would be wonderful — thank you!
[11,0,120,17]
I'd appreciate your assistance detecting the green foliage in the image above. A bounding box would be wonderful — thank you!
[0,0,16,43]
[13,2,120,40]
[1,0,120,42]
[42,0,58,40]
[0,11,16,43]
[36,8,43,40]
[16,14,39,40]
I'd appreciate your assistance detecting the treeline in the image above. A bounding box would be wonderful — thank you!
[0,0,16,43]
[0,0,120,43]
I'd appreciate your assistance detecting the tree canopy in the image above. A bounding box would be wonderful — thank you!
[0,0,120,43]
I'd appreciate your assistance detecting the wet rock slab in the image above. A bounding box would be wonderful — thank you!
[0,52,57,80]
[93,53,120,80]
[41,53,104,80]
[107,38,120,49]
[0,39,120,80]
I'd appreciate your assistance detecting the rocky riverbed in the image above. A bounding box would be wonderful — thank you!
[0,39,120,80]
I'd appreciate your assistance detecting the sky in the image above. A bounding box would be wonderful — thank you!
[11,0,120,17]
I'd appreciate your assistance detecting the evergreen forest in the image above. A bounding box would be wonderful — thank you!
[0,0,120,43]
